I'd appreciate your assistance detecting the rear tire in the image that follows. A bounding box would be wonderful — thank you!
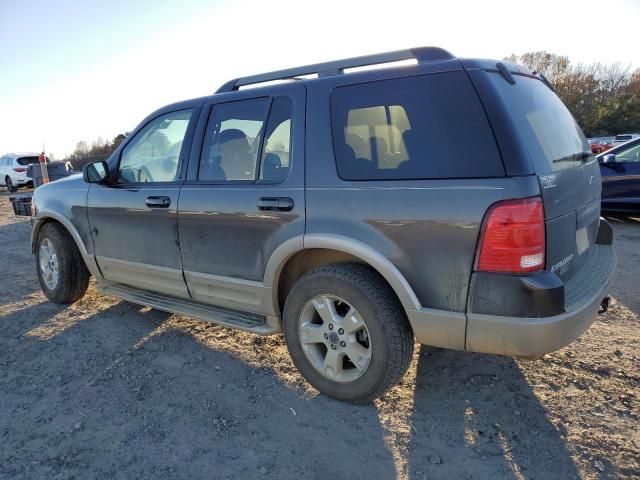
[283,263,413,403]
[36,222,90,303]
[5,176,16,193]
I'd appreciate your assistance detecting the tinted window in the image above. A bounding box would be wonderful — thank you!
[17,156,41,165]
[488,73,590,173]
[199,98,270,181]
[331,72,503,180]
[118,109,192,183]
[259,97,292,182]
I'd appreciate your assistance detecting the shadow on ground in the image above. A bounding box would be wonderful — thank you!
[0,296,582,479]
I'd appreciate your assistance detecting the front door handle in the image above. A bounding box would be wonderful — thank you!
[145,196,171,208]
[257,197,294,211]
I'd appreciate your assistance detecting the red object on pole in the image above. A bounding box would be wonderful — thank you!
[39,152,50,185]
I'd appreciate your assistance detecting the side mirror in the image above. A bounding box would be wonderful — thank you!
[83,161,109,183]
[600,153,616,164]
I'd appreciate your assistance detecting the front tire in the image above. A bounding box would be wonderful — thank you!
[36,222,90,303]
[283,263,413,403]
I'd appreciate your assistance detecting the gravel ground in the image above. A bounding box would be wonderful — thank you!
[0,190,638,480]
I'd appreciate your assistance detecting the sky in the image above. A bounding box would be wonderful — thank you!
[1,0,639,158]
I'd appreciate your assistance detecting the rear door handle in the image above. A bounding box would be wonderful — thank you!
[257,197,294,211]
[145,196,171,208]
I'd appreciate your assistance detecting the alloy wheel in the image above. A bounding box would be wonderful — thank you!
[39,238,59,290]
[298,294,372,383]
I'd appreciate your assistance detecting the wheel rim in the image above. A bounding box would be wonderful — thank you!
[298,294,372,383]
[39,238,59,290]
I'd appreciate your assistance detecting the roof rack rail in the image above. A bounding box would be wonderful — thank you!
[216,46,455,93]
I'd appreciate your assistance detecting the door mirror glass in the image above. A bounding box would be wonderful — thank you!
[83,161,109,183]
[600,153,615,164]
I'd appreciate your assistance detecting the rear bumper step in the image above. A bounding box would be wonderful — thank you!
[97,281,279,335]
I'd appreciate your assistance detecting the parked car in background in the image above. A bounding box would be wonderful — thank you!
[30,47,616,402]
[598,137,640,214]
[612,133,640,146]
[588,137,613,155]
[0,153,49,192]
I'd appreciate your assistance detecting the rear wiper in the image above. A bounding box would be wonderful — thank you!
[552,151,593,163]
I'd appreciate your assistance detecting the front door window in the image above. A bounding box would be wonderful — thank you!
[117,109,193,183]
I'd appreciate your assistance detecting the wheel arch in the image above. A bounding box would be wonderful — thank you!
[31,212,101,277]
[265,234,421,315]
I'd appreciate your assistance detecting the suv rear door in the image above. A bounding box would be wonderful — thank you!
[178,83,305,312]
[468,67,602,284]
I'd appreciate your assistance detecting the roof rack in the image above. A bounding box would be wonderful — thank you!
[215,46,455,93]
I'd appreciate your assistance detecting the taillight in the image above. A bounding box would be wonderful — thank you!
[476,197,545,274]
[13,167,27,172]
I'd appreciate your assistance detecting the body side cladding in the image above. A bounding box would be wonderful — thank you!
[263,234,468,349]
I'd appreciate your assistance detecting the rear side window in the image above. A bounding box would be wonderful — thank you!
[199,98,271,182]
[331,71,504,180]
[487,73,590,173]
[198,96,293,183]
[259,97,292,182]
[17,156,41,165]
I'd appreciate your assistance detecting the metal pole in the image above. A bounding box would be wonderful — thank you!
[39,151,49,185]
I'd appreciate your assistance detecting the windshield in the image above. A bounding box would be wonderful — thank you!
[488,73,590,173]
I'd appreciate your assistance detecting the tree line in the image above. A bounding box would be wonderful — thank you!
[64,51,640,166]
[505,51,640,137]
[66,134,126,169]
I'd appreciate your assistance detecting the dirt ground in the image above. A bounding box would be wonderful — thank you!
[0,190,638,480]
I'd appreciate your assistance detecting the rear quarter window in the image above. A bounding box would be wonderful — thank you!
[486,73,590,173]
[330,71,504,180]
[17,156,41,166]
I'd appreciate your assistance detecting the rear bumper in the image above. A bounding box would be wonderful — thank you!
[465,220,616,357]
[465,268,612,357]
[11,174,30,185]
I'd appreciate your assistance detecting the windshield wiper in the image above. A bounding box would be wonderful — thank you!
[552,151,593,163]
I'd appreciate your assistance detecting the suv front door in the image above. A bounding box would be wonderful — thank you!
[178,84,306,313]
[87,106,200,297]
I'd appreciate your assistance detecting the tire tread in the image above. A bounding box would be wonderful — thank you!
[284,262,414,403]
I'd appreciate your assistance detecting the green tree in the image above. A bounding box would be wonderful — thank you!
[505,52,640,136]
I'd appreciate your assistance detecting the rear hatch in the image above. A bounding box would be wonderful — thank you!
[482,71,602,284]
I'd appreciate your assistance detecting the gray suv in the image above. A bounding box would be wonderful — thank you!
[31,47,616,402]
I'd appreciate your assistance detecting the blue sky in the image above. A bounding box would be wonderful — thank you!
[1,0,639,157]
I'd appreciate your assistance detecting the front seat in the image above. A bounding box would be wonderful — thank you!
[218,128,254,180]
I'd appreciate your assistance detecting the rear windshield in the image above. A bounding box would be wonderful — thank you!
[17,156,44,165]
[488,73,590,173]
[331,71,504,180]
[615,135,631,141]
